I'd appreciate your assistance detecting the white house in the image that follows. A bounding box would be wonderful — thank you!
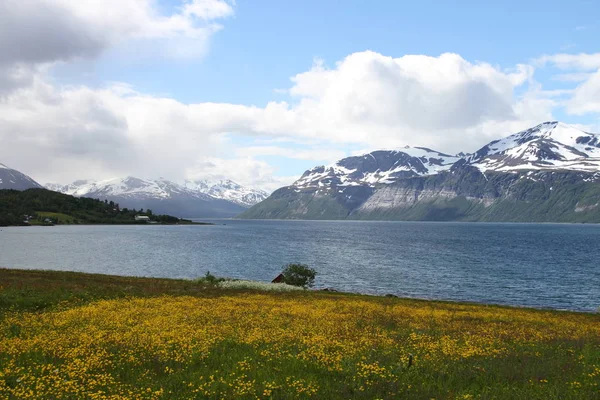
[135,215,151,222]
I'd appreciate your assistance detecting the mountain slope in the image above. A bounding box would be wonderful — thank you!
[241,122,600,222]
[0,163,43,190]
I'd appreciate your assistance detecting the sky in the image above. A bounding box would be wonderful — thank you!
[1,0,600,192]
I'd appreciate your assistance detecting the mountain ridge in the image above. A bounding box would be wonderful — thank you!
[241,121,600,222]
[45,176,269,218]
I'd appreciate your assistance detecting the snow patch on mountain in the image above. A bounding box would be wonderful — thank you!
[183,179,269,207]
[470,121,600,172]
[294,147,460,189]
[47,177,268,207]
[291,121,600,193]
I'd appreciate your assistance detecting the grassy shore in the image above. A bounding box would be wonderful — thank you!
[1,268,599,399]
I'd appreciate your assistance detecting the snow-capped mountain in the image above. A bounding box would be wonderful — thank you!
[0,163,43,190]
[292,121,600,191]
[46,177,268,218]
[294,147,460,189]
[51,177,212,201]
[242,121,600,222]
[469,121,600,172]
[183,179,268,207]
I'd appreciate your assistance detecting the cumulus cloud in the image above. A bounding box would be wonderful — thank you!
[0,0,233,93]
[0,0,564,191]
[1,49,556,189]
[567,70,600,114]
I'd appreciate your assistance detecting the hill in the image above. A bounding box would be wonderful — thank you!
[0,189,198,226]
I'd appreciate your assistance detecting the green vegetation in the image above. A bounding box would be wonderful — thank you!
[0,268,599,399]
[281,263,317,288]
[193,271,228,285]
[0,189,205,226]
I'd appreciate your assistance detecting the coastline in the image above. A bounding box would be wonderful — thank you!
[0,267,596,315]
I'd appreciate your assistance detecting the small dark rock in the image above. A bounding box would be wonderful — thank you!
[385,294,399,298]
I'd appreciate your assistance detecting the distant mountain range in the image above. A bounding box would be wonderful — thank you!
[0,163,268,218]
[45,178,269,218]
[241,122,600,222]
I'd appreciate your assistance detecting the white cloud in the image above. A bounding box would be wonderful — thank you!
[185,157,298,193]
[234,146,346,163]
[5,3,600,193]
[1,49,557,190]
[0,0,233,93]
[567,70,600,114]
[183,0,235,20]
[532,53,600,116]
[535,53,600,70]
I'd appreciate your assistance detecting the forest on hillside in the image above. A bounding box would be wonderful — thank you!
[0,189,190,226]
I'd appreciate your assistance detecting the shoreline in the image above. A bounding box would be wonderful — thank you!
[1,267,596,315]
[2,267,599,399]
[0,221,214,227]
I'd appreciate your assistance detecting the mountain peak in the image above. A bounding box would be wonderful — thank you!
[294,147,460,189]
[0,163,43,190]
[515,121,593,142]
[469,121,600,172]
[182,178,268,207]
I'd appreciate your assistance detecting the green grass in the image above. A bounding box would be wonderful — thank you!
[1,268,599,399]
[31,211,77,225]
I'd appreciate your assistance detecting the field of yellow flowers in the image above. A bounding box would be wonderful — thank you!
[1,269,599,399]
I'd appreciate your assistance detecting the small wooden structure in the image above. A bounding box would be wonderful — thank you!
[271,273,285,283]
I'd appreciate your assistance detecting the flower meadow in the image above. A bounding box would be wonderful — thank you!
[1,269,599,399]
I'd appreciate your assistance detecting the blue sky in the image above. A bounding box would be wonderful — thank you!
[2,0,600,190]
[57,0,597,104]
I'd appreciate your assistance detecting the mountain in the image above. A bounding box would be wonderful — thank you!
[468,121,600,172]
[294,147,460,189]
[240,122,600,223]
[0,163,43,190]
[46,177,266,218]
[182,179,269,207]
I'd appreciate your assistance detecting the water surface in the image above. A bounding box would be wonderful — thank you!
[1,220,599,312]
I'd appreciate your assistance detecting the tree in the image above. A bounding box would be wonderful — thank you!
[281,263,317,288]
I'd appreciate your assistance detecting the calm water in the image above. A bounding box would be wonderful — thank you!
[1,220,599,312]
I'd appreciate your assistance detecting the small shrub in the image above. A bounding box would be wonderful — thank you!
[193,271,226,285]
[281,263,317,288]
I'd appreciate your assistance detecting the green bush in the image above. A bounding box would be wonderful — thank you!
[193,271,226,285]
[282,264,317,288]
